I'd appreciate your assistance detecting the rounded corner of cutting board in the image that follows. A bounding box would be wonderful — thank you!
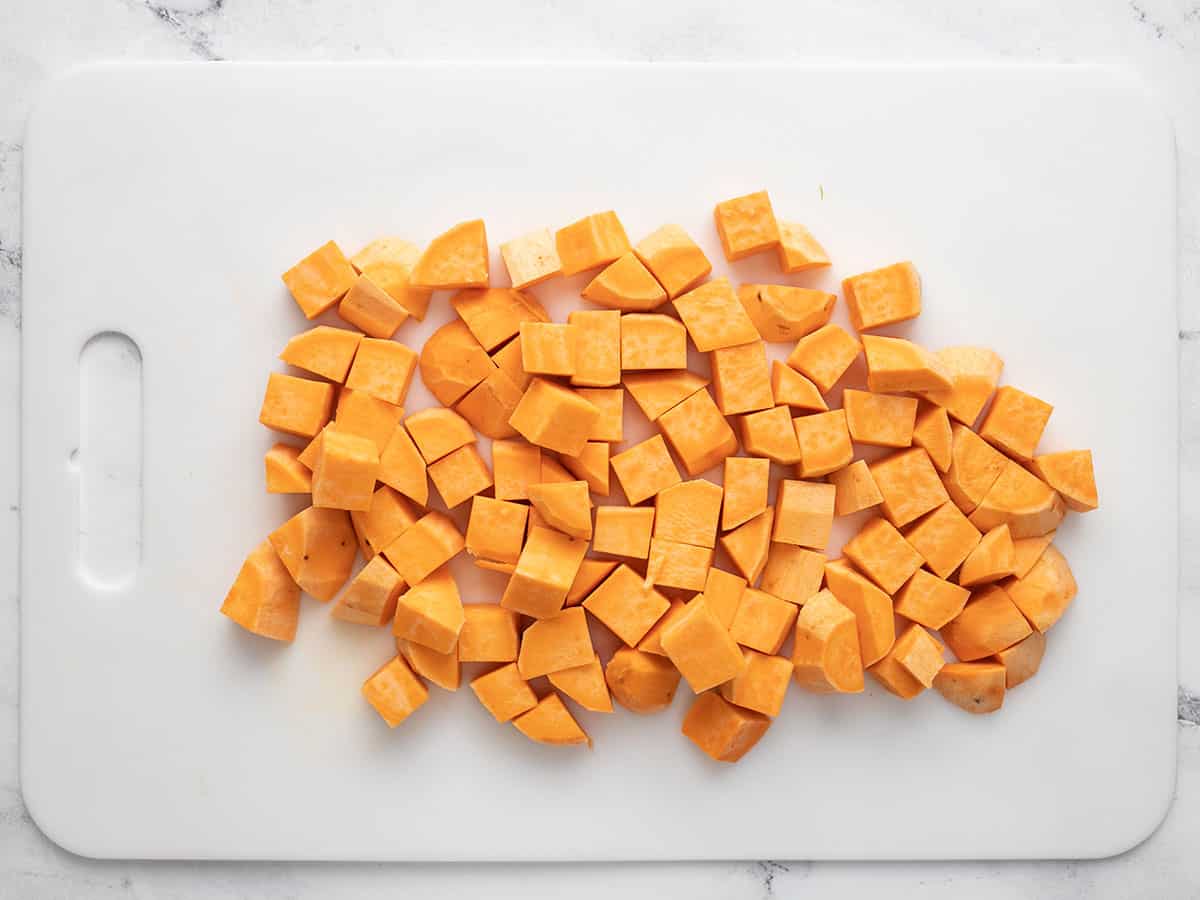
[19,762,111,861]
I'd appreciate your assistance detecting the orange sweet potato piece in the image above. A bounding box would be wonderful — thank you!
[943,423,1007,514]
[940,585,1032,661]
[862,335,952,393]
[828,460,883,516]
[843,389,917,448]
[711,340,774,415]
[259,373,336,439]
[969,460,1065,539]
[1011,532,1055,579]
[720,508,774,583]
[776,221,831,272]
[821,559,896,667]
[547,656,613,713]
[311,429,379,511]
[538,454,574,485]
[978,386,1053,461]
[583,564,671,647]
[773,479,836,551]
[592,506,655,559]
[452,287,548,351]
[791,589,864,693]
[265,443,312,494]
[869,623,946,699]
[399,639,460,691]
[528,480,593,540]
[419,319,497,406]
[698,568,747,629]
[574,387,624,442]
[344,338,418,407]
[279,325,362,383]
[333,555,405,626]
[610,434,681,504]
[636,598,689,656]
[893,569,970,630]
[792,409,853,478]
[409,219,488,289]
[605,647,681,713]
[351,485,419,560]
[455,606,519,664]
[739,405,802,464]
[902,501,982,579]
[581,252,668,311]
[1030,450,1098,512]
[282,240,357,318]
[842,261,921,331]
[377,422,429,506]
[362,655,429,727]
[338,272,408,338]
[770,361,828,411]
[517,606,594,678]
[491,439,541,501]
[714,190,780,261]
[470,662,538,723]
[657,388,740,477]
[645,537,714,592]
[500,227,562,290]
[350,237,432,320]
[454,367,523,440]
[660,598,746,693]
[269,507,356,601]
[719,649,793,717]
[509,378,601,457]
[843,517,923,594]
[739,284,835,343]
[520,321,577,377]
[405,407,476,464]
[912,402,953,473]
[760,544,825,605]
[634,224,712,299]
[335,388,404,454]
[786,324,861,394]
[560,441,610,495]
[427,444,491,509]
[918,346,1004,428]
[623,370,708,420]
[933,661,1006,714]
[1003,544,1077,632]
[869,447,950,527]
[220,540,300,641]
[557,211,631,276]
[683,692,771,762]
[673,278,760,352]
[620,314,687,371]
[958,524,1016,587]
[392,566,465,654]
[729,588,799,654]
[992,630,1047,688]
[654,479,723,548]
[382,510,464,586]
[500,525,588,619]
[722,456,770,531]
[568,309,621,387]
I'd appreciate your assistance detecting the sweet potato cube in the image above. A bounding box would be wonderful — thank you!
[683,692,771,762]
[517,606,594,678]
[279,325,362,383]
[636,598,689,656]
[351,485,419,559]
[657,388,739,477]
[623,370,708,421]
[828,461,883,516]
[338,272,408,338]
[620,314,687,371]
[722,456,770,531]
[729,588,798,654]
[405,408,476,464]
[958,524,1016,587]
[565,559,619,607]
[940,585,1032,661]
[452,287,548,351]
[842,261,922,331]
[265,443,312,494]
[760,544,824,605]
[843,518,923,594]
[992,630,1047,688]
[786,324,861,394]
[1030,450,1098,512]
[770,361,828,411]
[1012,532,1055,579]
[776,221,831,273]
[409,219,488,289]
[714,190,780,261]
[333,555,405,626]
[556,211,631,276]
[220,540,300,641]
[869,447,950,527]
[1004,544,1077,632]
[862,335,952,394]
[605,647,681,713]
[493,338,533,391]
[792,409,853,478]
[934,662,1006,714]
[382,510,465,586]
[918,346,1004,428]
[548,656,613,713]
[654,479,723,548]
[282,240,357,318]
[583,564,671,646]
[459,605,520,663]
[520,321,577,377]
[902,501,982,579]
[699,568,747,629]
[573,388,624,442]
[592,506,654,559]
[660,598,746,693]
[773,480,835,550]
[377,423,428,506]
[869,623,946,699]
[944,424,1008,515]
[560,442,610,495]
[893,569,970,630]
[454,368,523,440]
[508,378,601,456]
[791,589,864,693]
[500,227,562,290]
[969,461,1065,539]
[259,373,335,439]
[581,252,668,311]
[420,319,497,406]
[912,403,953,473]
[470,663,538,723]
[465,496,527,565]
[719,649,793,717]
[672,277,760,351]
[538,454,575,485]
[711,340,774,415]
[350,237,432,320]
[739,405,802,465]
[392,566,464,654]
[492,440,541,501]
[335,389,404,455]
[399,640,459,692]
[633,223,712,299]
[528,480,593,540]
[821,560,896,667]
[646,538,714,592]
[344,338,418,407]
[269,507,357,601]
[610,434,681,504]
[567,309,621,387]
[738,284,835,344]
[844,389,917,448]
[978,386,1053,461]
[362,655,428,727]
[720,508,774,583]
[500,525,588,618]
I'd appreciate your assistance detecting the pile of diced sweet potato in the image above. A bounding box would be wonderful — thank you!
[223,190,1099,762]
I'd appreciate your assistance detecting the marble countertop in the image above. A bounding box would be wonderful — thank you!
[1,0,1198,896]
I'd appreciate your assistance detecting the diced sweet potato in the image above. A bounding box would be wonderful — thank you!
[338,272,408,338]
[605,647,681,713]
[843,389,918,448]
[869,623,945,699]
[528,480,593,540]
[714,190,780,261]
[465,496,527,565]
[332,555,405,626]
[722,456,770,531]
[517,606,594,678]
[427,444,492,510]
[344,338,418,407]
[1004,544,1077,633]
[893,569,970,630]
[828,460,883,517]
[557,211,631,276]
[739,405,802,464]
[377,423,429,506]
[776,221,831,273]
[492,439,541,501]
[282,240,357,318]
[862,335,952,393]
[269,507,356,601]
[842,261,921,331]
[699,568,747,629]
[660,598,746,693]
[645,537,714,591]
[786,324,861,394]
[821,560,896,667]
[547,656,613,713]
[792,589,864,693]
[297,426,327,471]
[351,485,419,560]
[773,480,836,550]
[400,639,460,691]
[560,441,610,495]
[573,387,624,442]
[657,388,740,477]
[312,428,379,511]
[419,319,497,406]
[409,219,489,289]
[405,408,475,464]
[265,443,312,494]
[636,598,690,656]
[620,313,687,371]
[454,368,523,440]
[760,544,825,605]
[720,508,774,583]
[581,252,668,311]
[654,479,723,548]
[350,237,432,320]
[382,510,465,586]
[567,309,621,387]
[335,389,404,454]
[623,370,708,421]
[583,563,671,646]
[843,517,923,594]
[538,454,575,485]
[711,340,774,416]
[683,692,771,762]
[362,655,429,727]
[592,506,655,559]
[259,372,336,439]
[969,461,1065,539]
[1011,532,1055,579]
[673,278,760,351]
[470,663,538,723]
[1030,450,1098,512]
[220,540,301,641]
[279,325,362,383]
[958,524,1016,587]
[508,378,601,456]
[918,346,1004,428]
[634,224,712,298]
[719,649,793,717]
[943,424,1007,514]
[792,409,853,478]
[912,402,953,473]
[451,287,548,352]
[520,321,577,377]
[739,284,835,342]
[940,585,1032,661]
[500,227,562,290]
[392,566,465,654]
[992,630,1047,688]
[500,525,588,618]
[902,501,982,579]
[979,386,1053,461]
[933,662,1006,714]
[869,447,950,527]
[491,337,532,391]
[458,604,520,663]
[770,361,828,411]
[729,588,799,654]
[610,434,681,504]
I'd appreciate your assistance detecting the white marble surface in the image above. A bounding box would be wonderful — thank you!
[0,0,1197,896]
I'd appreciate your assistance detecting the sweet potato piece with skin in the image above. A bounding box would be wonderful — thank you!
[500,227,562,290]
[893,569,970,630]
[934,662,1006,714]
[711,340,775,416]
[729,588,799,654]
[1030,450,1098,512]
[739,284,835,343]
[760,544,825,605]
[611,434,681,505]
[770,361,828,411]
[657,388,740,477]
[719,649,793,717]
[592,507,655,559]
[574,388,624,442]
[471,663,537,723]
[940,585,1032,661]
[557,211,631,276]
[528,480,593,540]
[918,346,1004,428]
[912,403,953,473]
[620,314,687,371]
[958,524,1016,587]
[454,368,523,440]
[280,326,362,384]
[821,560,896,667]
[902,501,982,580]
[452,287,548,351]
[862,335,952,393]
[517,606,594,678]
[344,338,418,407]
[869,623,946,699]
[265,443,311,494]
[673,278,760,352]
[683,692,771,763]
[508,378,601,457]
[1004,544,1077,633]
[645,538,714,592]
[699,568,747,630]
[221,540,301,641]
[351,237,432,320]
[332,555,405,626]
[943,424,1008,515]
[338,272,408,338]
[792,589,864,693]
[458,605,520,663]
[786,324,861,394]
[548,656,613,713]
[362,655,429,727]
[420,319,497,406]
[793,409,854,478]
[560,441,610,495]
[400,639,460,691]
[740,405,802,465]
[828,460,883,517]
[568,309,621,387]
[634,224,712,299]
[979,386,1053,461]
[1012,532,1055,579]
[260,373,335,439]
[335,389,404,455]
[520,321,577,377]
[426,443,493,509]
[623,370,708,421]
[843,390,918,448]
[993,630,1047,688]
[869,447,951,528]
[721,508,774,583]
[382,511,465,586]
[842,261,922,331]
[269,507,356,602]
[654,479,723,548]
[969,461,1065,539]
[584,564,671,647]
[282,240,357,319]
[465,496,527,565]
[491,440,540,501]
[660,598,746,693]
[843,517,923,595]
[392,566,465,654]
[773,480,836,551]
[500,525,588,619]
[714,190,780,261]
[581,252,668,311]
[606,647,681,713]
[351,485,419,560]
[722,456,770,531]
[377,423,428,506]
[409,219,488,289]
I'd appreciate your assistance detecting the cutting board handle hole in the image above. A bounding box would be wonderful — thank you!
[77,332,143,590]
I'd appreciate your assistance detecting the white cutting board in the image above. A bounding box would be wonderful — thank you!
[21,63,1177,861]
